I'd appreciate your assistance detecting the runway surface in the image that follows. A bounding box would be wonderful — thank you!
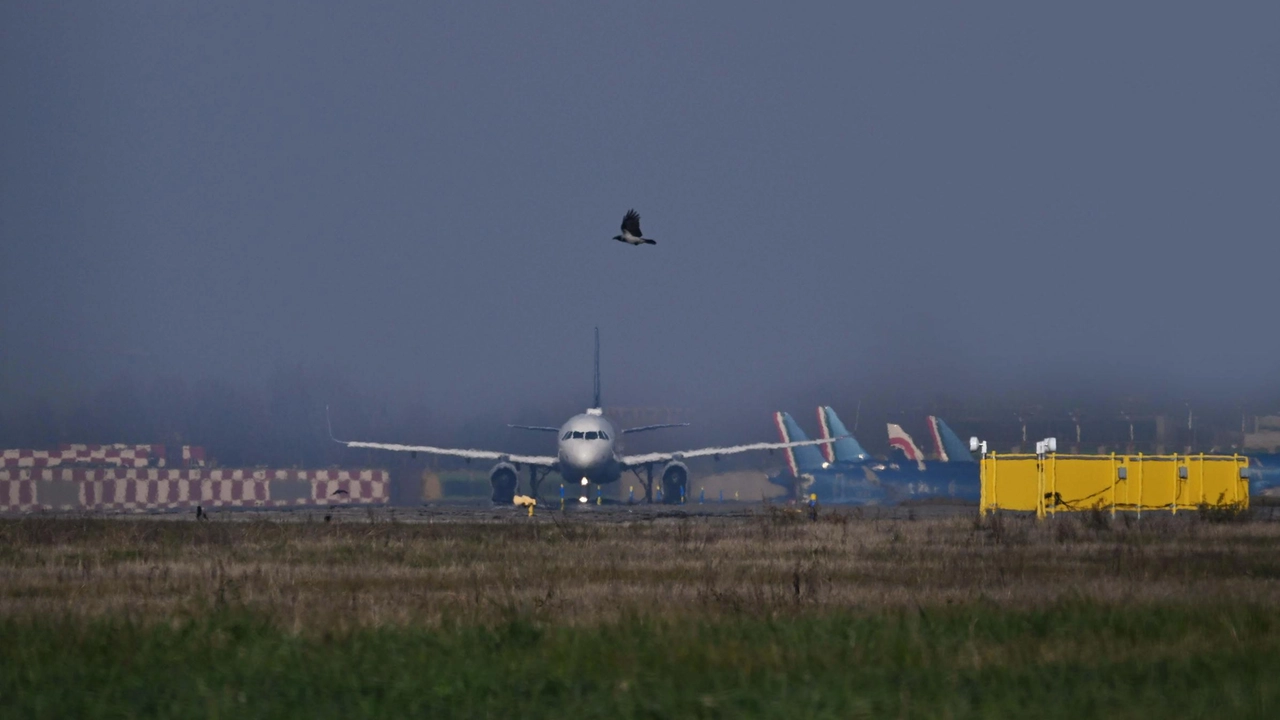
[21,498,977,523]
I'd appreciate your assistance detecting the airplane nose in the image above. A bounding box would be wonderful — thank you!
[567,442,607,470]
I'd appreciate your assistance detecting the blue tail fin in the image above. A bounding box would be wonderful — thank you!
[773,412,827,476]
[927,416,974,463]
[817,406,870,464]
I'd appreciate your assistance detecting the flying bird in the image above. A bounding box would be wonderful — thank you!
[613,209,656,245]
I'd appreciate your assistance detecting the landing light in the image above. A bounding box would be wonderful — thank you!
[580,477,589,486]
[821,462,830,469]
[578,496,588,503]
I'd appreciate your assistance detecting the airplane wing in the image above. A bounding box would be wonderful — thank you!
[334,439,558,467]
[621,437,839,467]
[328,409,557,466]
[621,423,690,434]
[507,424,561,432]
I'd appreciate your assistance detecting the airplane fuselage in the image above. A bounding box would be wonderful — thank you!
[556,410,623,485]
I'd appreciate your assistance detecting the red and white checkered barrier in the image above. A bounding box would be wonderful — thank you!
[0,478,38,513]
[3,444,211,468]
[0,468,388,513]
[3,445,162,468]
[181,446,206,467]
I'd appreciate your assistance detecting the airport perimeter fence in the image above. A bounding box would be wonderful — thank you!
[0,468,389,514]
[979,453,1249,517]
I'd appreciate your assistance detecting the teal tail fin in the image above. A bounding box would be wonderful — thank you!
[817,406,870,464]
[773,412,827,476]
[927,416,974,462]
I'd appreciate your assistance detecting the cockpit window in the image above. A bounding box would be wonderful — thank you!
[562,431,572,440]
[571,431,585,439]
[585,431,598,440]
[599,431,609,440]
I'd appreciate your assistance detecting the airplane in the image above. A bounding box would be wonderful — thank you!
[769,407,980,504]
[884,417,976,468]
[328,329,841,505]
[811,406,972,468]
[887,423,926,471]
[925,415,976,464]
[816,405,872,465]
[770,410,888,504]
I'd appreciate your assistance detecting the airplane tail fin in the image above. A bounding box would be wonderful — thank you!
[816,406,870,464]
[592,327,601,409]
[927,416,974,463]
[887,423,926,470]
[774,412,827,477]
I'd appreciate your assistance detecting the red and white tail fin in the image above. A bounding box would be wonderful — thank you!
[774,412,800,477]
[926,416,948,462]
[816,407,835,463]
[887,423,926,471]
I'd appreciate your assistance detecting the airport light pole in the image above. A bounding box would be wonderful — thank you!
[1035,436,1058,519]
[972,435,993,512]
[969,435,989,512]
[1016,413,1028,448]
[1184,402,1195,453]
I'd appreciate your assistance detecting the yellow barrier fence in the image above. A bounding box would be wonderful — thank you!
[980,453,1249,517]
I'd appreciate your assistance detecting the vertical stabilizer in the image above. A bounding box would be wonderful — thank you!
[592,327,601,409]
[927,416,974,463]
[774,412,827,476]
[887,423,927,471]
[817,406,870,464]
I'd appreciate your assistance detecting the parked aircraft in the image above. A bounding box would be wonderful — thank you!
[925,415,976,463]
[887,423,926,471]
[769,407,980,504]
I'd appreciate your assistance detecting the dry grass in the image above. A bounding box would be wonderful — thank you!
[2,508,1278,631]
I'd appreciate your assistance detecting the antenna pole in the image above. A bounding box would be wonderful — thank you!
[593,327,601,409]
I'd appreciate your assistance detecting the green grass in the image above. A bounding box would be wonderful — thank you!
[2,603,1277,718]
[4,513,1280,717]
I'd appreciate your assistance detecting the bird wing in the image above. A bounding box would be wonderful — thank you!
[621,209,642,236]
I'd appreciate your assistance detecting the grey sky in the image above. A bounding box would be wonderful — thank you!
[2,2,1277,437]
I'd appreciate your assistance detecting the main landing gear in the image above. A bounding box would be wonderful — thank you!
[626,463,688,505]
[527,465,551,500]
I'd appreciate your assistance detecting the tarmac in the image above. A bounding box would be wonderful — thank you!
[10,498,977,523]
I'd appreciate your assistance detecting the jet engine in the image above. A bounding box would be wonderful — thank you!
[660,461,688,504]
[489,462,518,504]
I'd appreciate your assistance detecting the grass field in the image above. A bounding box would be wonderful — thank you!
[2,507,1279,717]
